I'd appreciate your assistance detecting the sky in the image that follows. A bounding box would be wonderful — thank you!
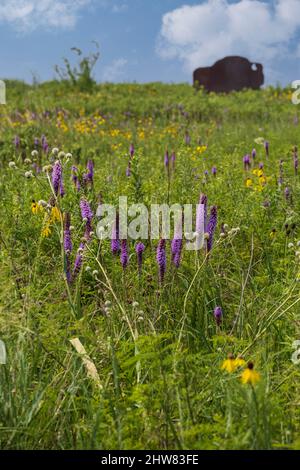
[1,0,300,85]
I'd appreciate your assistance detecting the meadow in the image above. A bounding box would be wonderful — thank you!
[0,80,299,450]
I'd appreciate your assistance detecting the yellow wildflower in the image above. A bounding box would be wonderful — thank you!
[269,228,276,239]
[241,362,261,385]
[31,200,40,214]
[221,354,237,373]
[41,225,51,238]
[50,206,60,222]
[234,357,246,368]
[245,178,253,188]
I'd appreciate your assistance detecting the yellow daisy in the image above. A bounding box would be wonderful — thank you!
[221,354,237,373]
[241,362,261,385]
[234,357,246,368]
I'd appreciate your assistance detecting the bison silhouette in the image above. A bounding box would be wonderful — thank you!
[193,56,264,93]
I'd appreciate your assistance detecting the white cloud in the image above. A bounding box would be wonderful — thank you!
[112,3,128,14]
[0,0,92,31]
[101,58,128,82]
[157,0,300,82]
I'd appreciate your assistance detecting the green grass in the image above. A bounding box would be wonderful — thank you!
[0,81,300,449]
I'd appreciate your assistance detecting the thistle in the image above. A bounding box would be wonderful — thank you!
[156,239,166,283]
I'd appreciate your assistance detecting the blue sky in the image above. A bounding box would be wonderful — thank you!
[1,0,300,85]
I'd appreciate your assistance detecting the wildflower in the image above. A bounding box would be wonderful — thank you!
[259,162,264,170]
[245,178,252,187]
[14,135,20,148]
[285,187,291,201]
[234,357,246,368]
[156,239,166,283]
[85,159,94,185]
[129,143,135,158]
[213,306,223,326]
[126,162,131,177]
[185,132,191,145]
[221,354,236,373]
[80,198,93,223]
[269,228,276,239]
[50,206,60,222]
[31,200,41,214]
[293,146,298,175]
[243,154,251,170]
[206,205,217,253]
[171,236,182,268]
[135,242,145,273]
[111,213,120,255]
[73,243,85,279]
[31,150,38,158]
[25,171,33,178]
[251,148,256,159]
[264,140,269,157]
[52,160,62,196]
[241,362,261,385]
[212,166,217,176]
[8,161,16,168]
[120,239,128,269]
[41,224,51,238]
[164,150,169,168]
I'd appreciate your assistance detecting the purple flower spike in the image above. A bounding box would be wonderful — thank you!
[164,150,169,168]
[135,242,145,273]
[80,198,93,223]
[120,239,128,269]
[111,214,120,255]
[14,135,20,148]
[52,160,62,196]
[86,159,94,184]
[126,162,131,177]
[130,143,135,158]
[243,154,251,170]
[259,162,264,170]
[206,205,217,253]
[285,187,291,201]
[171,237,182,268]
[73,242,85,279]
[214,306,223,326]
[156,239,166,283]
[293,146,298,175]
[264,140,269,157]
[34,137,39,148]
[252,148,256,159]
[212,166,217,176]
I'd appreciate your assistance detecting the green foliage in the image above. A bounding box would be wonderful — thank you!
[0,81,299,449]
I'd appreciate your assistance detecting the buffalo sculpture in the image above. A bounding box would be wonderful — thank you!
[193,56,264,93]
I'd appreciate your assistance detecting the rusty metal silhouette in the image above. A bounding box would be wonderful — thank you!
[193,56,264,93]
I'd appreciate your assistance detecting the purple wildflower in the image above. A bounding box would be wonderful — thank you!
[285,186,291,201]
[293,146,298,175]
[171,237,182,268]
[212,166,217,176]
[52,160,62,196]
[185,132,191,145]
[259,162,264,170]
[111,213,120,255]
[156,239,166,283]
[264,140,269,157]
[243,154,251,170]
[73,243,85,279]
[129,143,135,158]
[252,148,256,159]
[85,159,94,184]
[126,162,131,177]
[135,242,145,273]
[80,198,93,223]
[14,135,20,148]
[206,205,217,253]
[164,150,169,168]
[120,239,128,269]
[34,137,39,148]
[214,306,223,326]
